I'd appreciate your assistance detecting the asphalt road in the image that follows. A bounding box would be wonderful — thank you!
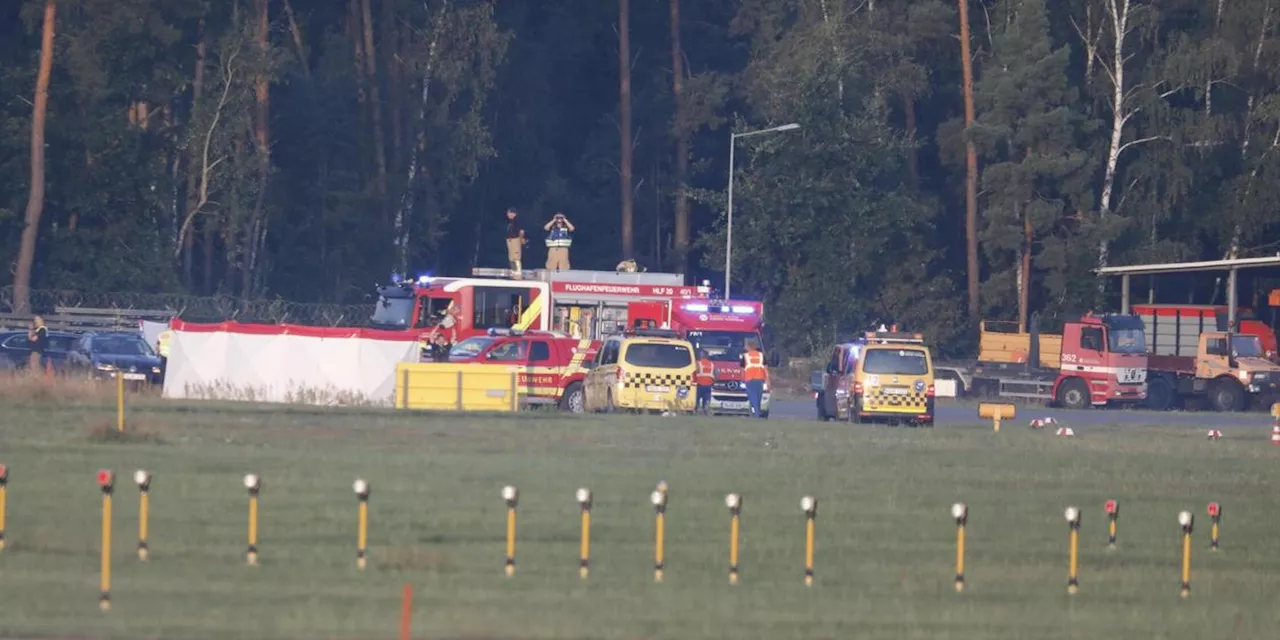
[768,397,1275,429]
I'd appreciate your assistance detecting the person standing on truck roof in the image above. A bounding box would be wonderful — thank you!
[742,340,768,418]
[695,350,716,415]
[505,208,526,275]
[543,212,575,271]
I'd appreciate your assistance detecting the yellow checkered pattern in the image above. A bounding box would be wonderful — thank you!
[623,371,693,389]
[864,386,928,410]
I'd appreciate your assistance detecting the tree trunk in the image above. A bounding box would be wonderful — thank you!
[183,17,207,286]
[361,0,389,228]
[1019,207,1032,333]
[619,0,634,260]
[905,96,919,191]
[1097,0,1131,273]
[351,0,369,183]
[383,0,402,180]
[248,0,272,298]
[957,0,980,321]
[12,0,57,315]
[282,0,310,78]
[669,0,689,269]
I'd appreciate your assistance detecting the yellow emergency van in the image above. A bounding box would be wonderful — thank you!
[815,331,935,426]
[583,329,696,413]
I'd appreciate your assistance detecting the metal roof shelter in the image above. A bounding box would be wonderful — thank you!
[1097,255,1280,328]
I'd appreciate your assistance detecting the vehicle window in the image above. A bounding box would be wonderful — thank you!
[1107,328,1145,354]
[93,337,157,358]
[826,348,841,374]
[49,336,76,351]
[473,287,531,330]
[371,294,415,328]
[842,345,860,374]
[487,340,527,362]
[1231,335,1263,358]
[624,343,693,369]
[861,349,928,375]
[1206,337,1227,356]
[3,335,29,349]
[1080,327,1104,352]
[448,337,493,360]
[414,296,453,329]
[529,341,551,362]
[688,330,754,363]
[598,340,619,366]
[93,336,155,356]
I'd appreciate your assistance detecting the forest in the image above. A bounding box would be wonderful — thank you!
[2,0,1279,356]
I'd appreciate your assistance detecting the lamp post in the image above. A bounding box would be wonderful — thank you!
[725,123,800,299]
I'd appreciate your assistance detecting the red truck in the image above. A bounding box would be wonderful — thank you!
[935,313,1148,409]
[440,329,598,412]
[1132,304,1278,359]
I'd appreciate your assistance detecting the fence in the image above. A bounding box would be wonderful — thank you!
[0,287,371,327]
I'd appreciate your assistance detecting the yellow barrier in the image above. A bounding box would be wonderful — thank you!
[395,363,525,412]
[977,403,1016,432]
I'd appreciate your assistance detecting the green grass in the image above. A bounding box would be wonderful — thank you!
[1,394,1279,639]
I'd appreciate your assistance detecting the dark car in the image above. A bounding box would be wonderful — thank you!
[0,329,80,371]
[67,332,164,384]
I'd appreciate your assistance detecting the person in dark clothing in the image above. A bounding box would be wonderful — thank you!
[430,333,452,362]
[505,208,526,274]
[28,316,48,373]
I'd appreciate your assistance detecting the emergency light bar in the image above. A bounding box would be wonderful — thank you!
[682,303,758,314]
[628,328,681,339]
[864,331,924,343]
[487,328,526,337]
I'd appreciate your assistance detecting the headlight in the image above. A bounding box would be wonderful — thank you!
[1237,370,1250,382]
[151,366,161,374]
[96,363,115,371]
[835,388,849,397]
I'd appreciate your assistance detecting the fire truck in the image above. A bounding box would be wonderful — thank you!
[369,268,774,414]
[935,313,1148,409]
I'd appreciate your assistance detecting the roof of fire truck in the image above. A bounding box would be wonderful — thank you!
[393,268,714,301]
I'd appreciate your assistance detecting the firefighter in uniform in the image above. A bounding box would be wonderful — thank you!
[543,212,575,271]
[695,350,716,415]
[742,341,768,418]
[505,208,527,275]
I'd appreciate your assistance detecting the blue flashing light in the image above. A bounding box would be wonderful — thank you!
[416,274,432,285]
[390,273,403,284]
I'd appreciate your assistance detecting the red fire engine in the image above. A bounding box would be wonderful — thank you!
[370,268,773,415]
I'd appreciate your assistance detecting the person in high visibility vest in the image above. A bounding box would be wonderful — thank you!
[156,328,172,380]
[741,341,768,418]
[695,350,716,415]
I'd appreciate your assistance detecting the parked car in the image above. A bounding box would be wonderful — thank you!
[67,332,164,384]
[0,329,80,371]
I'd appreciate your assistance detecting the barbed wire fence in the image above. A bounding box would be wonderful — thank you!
[0,286,372,327]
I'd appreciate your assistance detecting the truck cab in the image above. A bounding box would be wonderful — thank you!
[1185,332,1278,411]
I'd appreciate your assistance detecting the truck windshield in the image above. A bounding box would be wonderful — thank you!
[862,349,928,375]
[448,337,494,360]
[1232,335,1264,358]
[686,330,757,362]
[371,295,414,329]
[1108,328,1146,354]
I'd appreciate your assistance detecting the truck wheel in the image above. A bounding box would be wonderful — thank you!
[560,382,585,413]
[1057,379,1091,410]
[1144,376,1173,411]
[1209,380,1245,412]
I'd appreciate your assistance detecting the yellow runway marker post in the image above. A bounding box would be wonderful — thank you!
[801,496,817,586]
[725,493,742,585]
[651,482,668,582]
[115,373,125,433]
[576,488,593,579]
[978,403,1015,432]
[1178,510,1194,598]
[134,470,152,560]
[354,479,370,569]
[951,503,967,592]
[1064,506,1081,594]
[1104,499,1118,550]
[0,464,8,551]
[1207,503,1221,551]
[244,474,261,565]
[502,485,518,577]
[97,470,115,611]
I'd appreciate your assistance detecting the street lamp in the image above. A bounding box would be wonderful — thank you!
[725,122,801,299]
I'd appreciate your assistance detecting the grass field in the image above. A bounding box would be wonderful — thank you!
[1,385,1279,639]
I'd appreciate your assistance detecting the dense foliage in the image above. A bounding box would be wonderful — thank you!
[3,0,1279,356]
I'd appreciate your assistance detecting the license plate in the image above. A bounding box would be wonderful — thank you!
[719,401,748,410]
[122,373,147,381]
[645,385,670,393]
[1117,368,1145,383]
[883,387,908,395]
